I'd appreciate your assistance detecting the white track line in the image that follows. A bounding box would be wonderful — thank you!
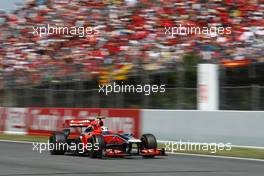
[170,152,264,162]
[157,140,264,149]
[0,139,34,144]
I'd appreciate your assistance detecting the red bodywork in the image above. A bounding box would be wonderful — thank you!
[63,118,165,157]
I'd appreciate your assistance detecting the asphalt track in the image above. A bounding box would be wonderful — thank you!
[0,142,263,176]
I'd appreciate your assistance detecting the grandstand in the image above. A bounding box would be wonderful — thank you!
[0,0,264,110]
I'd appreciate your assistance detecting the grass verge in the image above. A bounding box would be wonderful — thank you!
[0,134,49,143]
[158,143,264,160]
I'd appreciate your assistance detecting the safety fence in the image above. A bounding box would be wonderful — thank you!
[0,86,263,110]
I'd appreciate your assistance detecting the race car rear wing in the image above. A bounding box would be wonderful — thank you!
[64,116,106,128]
[64,119,92,128]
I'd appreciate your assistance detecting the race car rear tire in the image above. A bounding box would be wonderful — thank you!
[89,135,106,158]
[141,134,157,149]
[49,132,66,155]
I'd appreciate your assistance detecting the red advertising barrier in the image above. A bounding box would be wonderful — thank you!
[17,108,141,137]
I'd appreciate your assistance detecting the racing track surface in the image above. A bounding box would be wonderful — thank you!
[0,141,263,176]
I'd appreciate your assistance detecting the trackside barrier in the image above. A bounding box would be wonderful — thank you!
[141,110,264,147]
[1,108,264,148]
[0,108,140,137]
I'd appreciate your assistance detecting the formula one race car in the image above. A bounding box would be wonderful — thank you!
[49,117,165,158]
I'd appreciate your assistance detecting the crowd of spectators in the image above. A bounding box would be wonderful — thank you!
[0,0,264,88]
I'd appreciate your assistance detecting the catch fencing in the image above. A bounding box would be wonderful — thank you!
[0,86,263,110]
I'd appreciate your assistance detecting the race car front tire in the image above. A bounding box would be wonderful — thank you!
[141,134,157,149]
[141,134,157,158]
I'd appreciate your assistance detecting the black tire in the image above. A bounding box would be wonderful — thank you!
[74,137,84,155]
[141,134,157,158]
[141,134,157,149]
[49,132,67,155]
[89,135,106,158]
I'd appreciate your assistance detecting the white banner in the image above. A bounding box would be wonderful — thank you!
[197,64,219,110]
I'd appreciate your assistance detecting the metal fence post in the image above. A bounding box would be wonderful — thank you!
[92,89,100,108]
[77,81,85,107]
[142,71,150,109]
[176,64,185,109]
[251,84,260,110]
[6,88,16,107]
[23,88,30,107]
[219,66,226,110]
[115,91,124,108]
[45,89,53,107]
[66,90,74,108]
